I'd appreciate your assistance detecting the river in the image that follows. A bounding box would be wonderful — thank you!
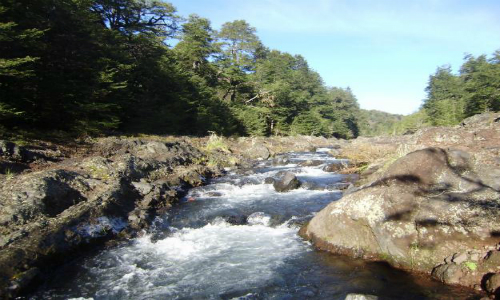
[32,148,479,299]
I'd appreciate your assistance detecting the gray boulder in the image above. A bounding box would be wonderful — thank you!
[302,147,500,286]
[273,172,301,192]
[244,143,270,160]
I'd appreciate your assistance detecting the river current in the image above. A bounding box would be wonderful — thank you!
[33,149,479,299]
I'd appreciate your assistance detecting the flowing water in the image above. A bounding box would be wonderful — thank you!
[33,149,480,300]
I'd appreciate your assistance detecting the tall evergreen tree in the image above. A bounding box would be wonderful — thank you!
[461,53,500,117]
[423,66,464,126]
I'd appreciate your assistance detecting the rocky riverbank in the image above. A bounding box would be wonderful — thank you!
[0,135,336,298]
[1,113,499,298]
[301,112,500,298]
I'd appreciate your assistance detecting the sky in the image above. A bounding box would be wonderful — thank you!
[170,0,500,115]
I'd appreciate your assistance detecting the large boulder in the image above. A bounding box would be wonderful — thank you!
[273,172,301,192]
[244,143,270,160]
[302,147,500,289]
[0,170,88,226]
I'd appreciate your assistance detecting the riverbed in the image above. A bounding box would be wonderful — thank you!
[32,149,479,299]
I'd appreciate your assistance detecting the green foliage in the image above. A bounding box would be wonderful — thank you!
[0,1,362,139]
[204,132,230,153]
[290,111,324,136]
[421,51,500,128]
[461,52,500,117]
[394,109,430,134]
[358,110,403,136]
[318,88,361,138]
[423,66,465,126]
[232,105,270,136]
[463,261,477,271]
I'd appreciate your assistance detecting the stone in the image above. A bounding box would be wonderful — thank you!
[452,252,468,264]
[432,264,464,285]
[206,191,223,197]
[344,293,378,300]
[272,156,289,166]
[244,143,270,160]
[0,137,221,297]
[485,251,500,266]
[485,273,500,295]
[132,181,153,196]
[273,172,301,192]
[470,252,480,261]
[323,163,345,173]
[302,146,500,277]
[264,177,275,184]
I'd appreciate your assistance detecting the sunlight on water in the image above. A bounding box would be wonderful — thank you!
[68,220,308,299]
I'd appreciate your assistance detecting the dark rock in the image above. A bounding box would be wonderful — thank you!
[323,162,351,173]
[484,273,500,296]
[264,177,275,184]
[0,140,51,163]
[273,172,301,192]
[0,137,221,297]
[7,267,40,296]
[432,264,464,285]
[206,191,223,197]
[0,170,88,225]
[224,215,247,225]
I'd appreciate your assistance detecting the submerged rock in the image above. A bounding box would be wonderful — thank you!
[273,172,301,192]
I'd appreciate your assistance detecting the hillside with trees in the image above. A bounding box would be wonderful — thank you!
[0,0,360,139]
[358,110,403,136]
[360,51,499,136]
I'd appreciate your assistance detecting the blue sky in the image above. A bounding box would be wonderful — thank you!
[170,0,500,115]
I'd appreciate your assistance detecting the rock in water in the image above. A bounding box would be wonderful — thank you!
[273,172,301,192]
[345,294,378,300]
[264,177,275,184]
[302,147,500,287]
[244,143,270,160]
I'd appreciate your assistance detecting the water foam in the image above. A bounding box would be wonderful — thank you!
[74,221,308,299]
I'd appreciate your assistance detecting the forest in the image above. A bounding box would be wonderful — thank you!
[1,0,498,140]
[0,0,360,139]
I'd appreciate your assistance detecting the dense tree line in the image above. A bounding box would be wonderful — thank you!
[361,51,500,137]
[0,0,360,138]
[423,51,500,126]
[358,110,403,136]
